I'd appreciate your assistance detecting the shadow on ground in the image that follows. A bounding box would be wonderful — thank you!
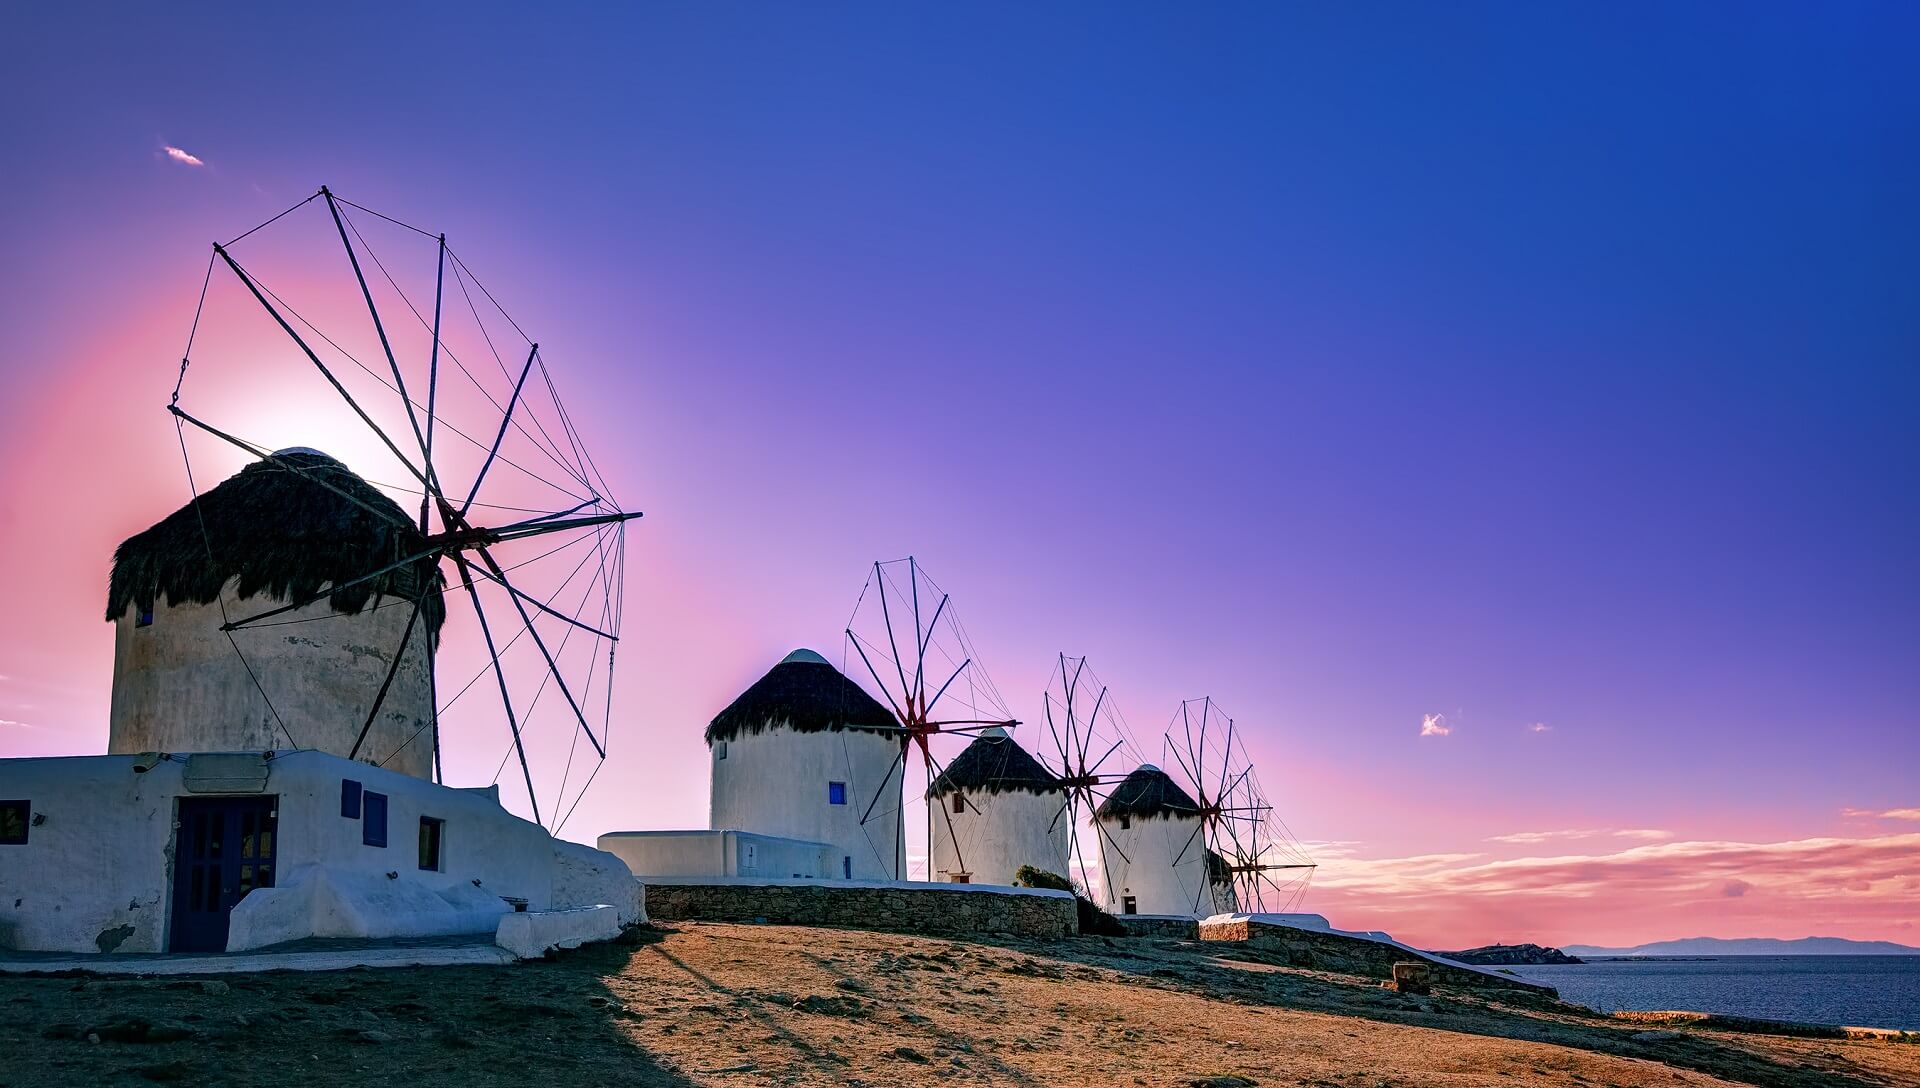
[0,929,689,1088]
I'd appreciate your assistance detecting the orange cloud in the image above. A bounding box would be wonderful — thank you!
[1303,832,1920,949]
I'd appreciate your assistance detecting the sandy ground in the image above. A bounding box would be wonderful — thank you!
[1,923,1914,1087]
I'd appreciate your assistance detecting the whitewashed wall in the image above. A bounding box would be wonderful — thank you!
[928,788,1069,886]
[108,583,436,779]
[708,726,905,880]
[0,750,629,954]
[1094,812,1226,917]
[598,829,835,879]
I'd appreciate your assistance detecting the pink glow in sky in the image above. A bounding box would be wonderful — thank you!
[2,5,1915,950]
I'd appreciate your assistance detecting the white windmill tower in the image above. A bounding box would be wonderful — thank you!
[925,727,1065,885]
[150,185,637,829]
[1096,698,1316,917]
[706,649,905,881]
[841,557,1019,881]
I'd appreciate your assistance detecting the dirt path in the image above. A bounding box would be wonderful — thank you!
[1,923,1913,1087]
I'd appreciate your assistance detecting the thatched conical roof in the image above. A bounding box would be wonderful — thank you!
[926,727,1061,799]
[705,649,899,745]
[106,451,446,637]
[1095,764,1200,822]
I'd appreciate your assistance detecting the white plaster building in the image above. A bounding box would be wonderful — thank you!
[926,727,1069,885]
[598,829,836,880]
[0,749,639,954]
[0,451,640,957]
[105,451,440,779]
[1093,764,1232,917]
[706,649,905,880]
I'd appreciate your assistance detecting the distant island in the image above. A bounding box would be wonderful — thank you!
[1432,943,1583,965]
[1564,936,1920,957]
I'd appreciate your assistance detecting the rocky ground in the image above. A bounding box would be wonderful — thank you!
[1,922,1914,1087]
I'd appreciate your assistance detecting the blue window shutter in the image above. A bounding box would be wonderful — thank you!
[363,792,388,847]
[828,781,847,805]
[341,780,362,819]
[843,855,852,879]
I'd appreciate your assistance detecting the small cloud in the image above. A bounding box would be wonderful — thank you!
[1420,713,1452,738]
[1843,806,1920,822]
[1488,828,1674,845]
[1488,829,1582,845]
[1613,829,1675,841]
[163,145,205,167]
[1720,879,1751,898]
[0,718,33,729]
[1528,722,1551,733]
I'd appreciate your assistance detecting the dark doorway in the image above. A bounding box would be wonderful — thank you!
[169,795,277,953]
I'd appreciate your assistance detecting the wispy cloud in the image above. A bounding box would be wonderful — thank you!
[0,718,33,730]
[1487,828,1674,845]
[1528,722,1551,733]
[163,145,204,167]
[1419,712,1451,737]
[1843,806,1920,822]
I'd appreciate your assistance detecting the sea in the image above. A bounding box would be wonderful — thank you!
[1509,956,1920,1031]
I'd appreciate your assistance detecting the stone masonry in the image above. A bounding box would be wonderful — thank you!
[1199,917,1559,997]
[643,879,1077,939]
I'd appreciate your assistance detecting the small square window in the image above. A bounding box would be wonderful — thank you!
[951,873,970,884]
[952,793,966,815]
[715,741,728,760]
[362,792,388,848]
[419,817,444,871]
[1119,814,1131,831]
[827,781,847,806]
[136,607,154,628]
[341,779,363,819]
[0,800,29,846]
[842,855,852,879]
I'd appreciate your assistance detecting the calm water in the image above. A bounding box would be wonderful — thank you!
[1510,956,1920,1031]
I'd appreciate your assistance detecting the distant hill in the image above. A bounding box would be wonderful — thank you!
[1564,936,1920,957]
[1431,943,1583,965]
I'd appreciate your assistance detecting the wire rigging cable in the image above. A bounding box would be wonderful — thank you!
[170,186,637,828]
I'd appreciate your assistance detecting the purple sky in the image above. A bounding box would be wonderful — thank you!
[1,3,1915,946]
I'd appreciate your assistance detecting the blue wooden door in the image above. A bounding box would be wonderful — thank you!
[169,796,278,953]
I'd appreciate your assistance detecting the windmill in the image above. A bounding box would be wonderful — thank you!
[842,557,1017,879]
[1039,654,1143,899]
[1161,698,1317,914]
[166,186,638,831]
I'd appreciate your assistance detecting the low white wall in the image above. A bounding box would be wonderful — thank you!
[551,838,646,925]
[228,867,510,951]
[598,829,835,880]
[0,749,606,954]
[0,755,184,953]
[495,905,622,959]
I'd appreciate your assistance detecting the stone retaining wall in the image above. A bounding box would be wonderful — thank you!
[1200,918,1558,997]
[1117,915,1200,939]
[643,879,1077,940]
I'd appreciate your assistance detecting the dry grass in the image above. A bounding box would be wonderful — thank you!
[1,923,1913,1087]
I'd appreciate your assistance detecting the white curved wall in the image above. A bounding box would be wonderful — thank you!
[929,787,1069,886]
[108,582,436,779]
[708,726,905,881]
[1094,813,1227,917]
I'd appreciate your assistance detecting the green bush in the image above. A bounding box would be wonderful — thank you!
[1013,866,1127,936]
[1013,865,1075,893]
